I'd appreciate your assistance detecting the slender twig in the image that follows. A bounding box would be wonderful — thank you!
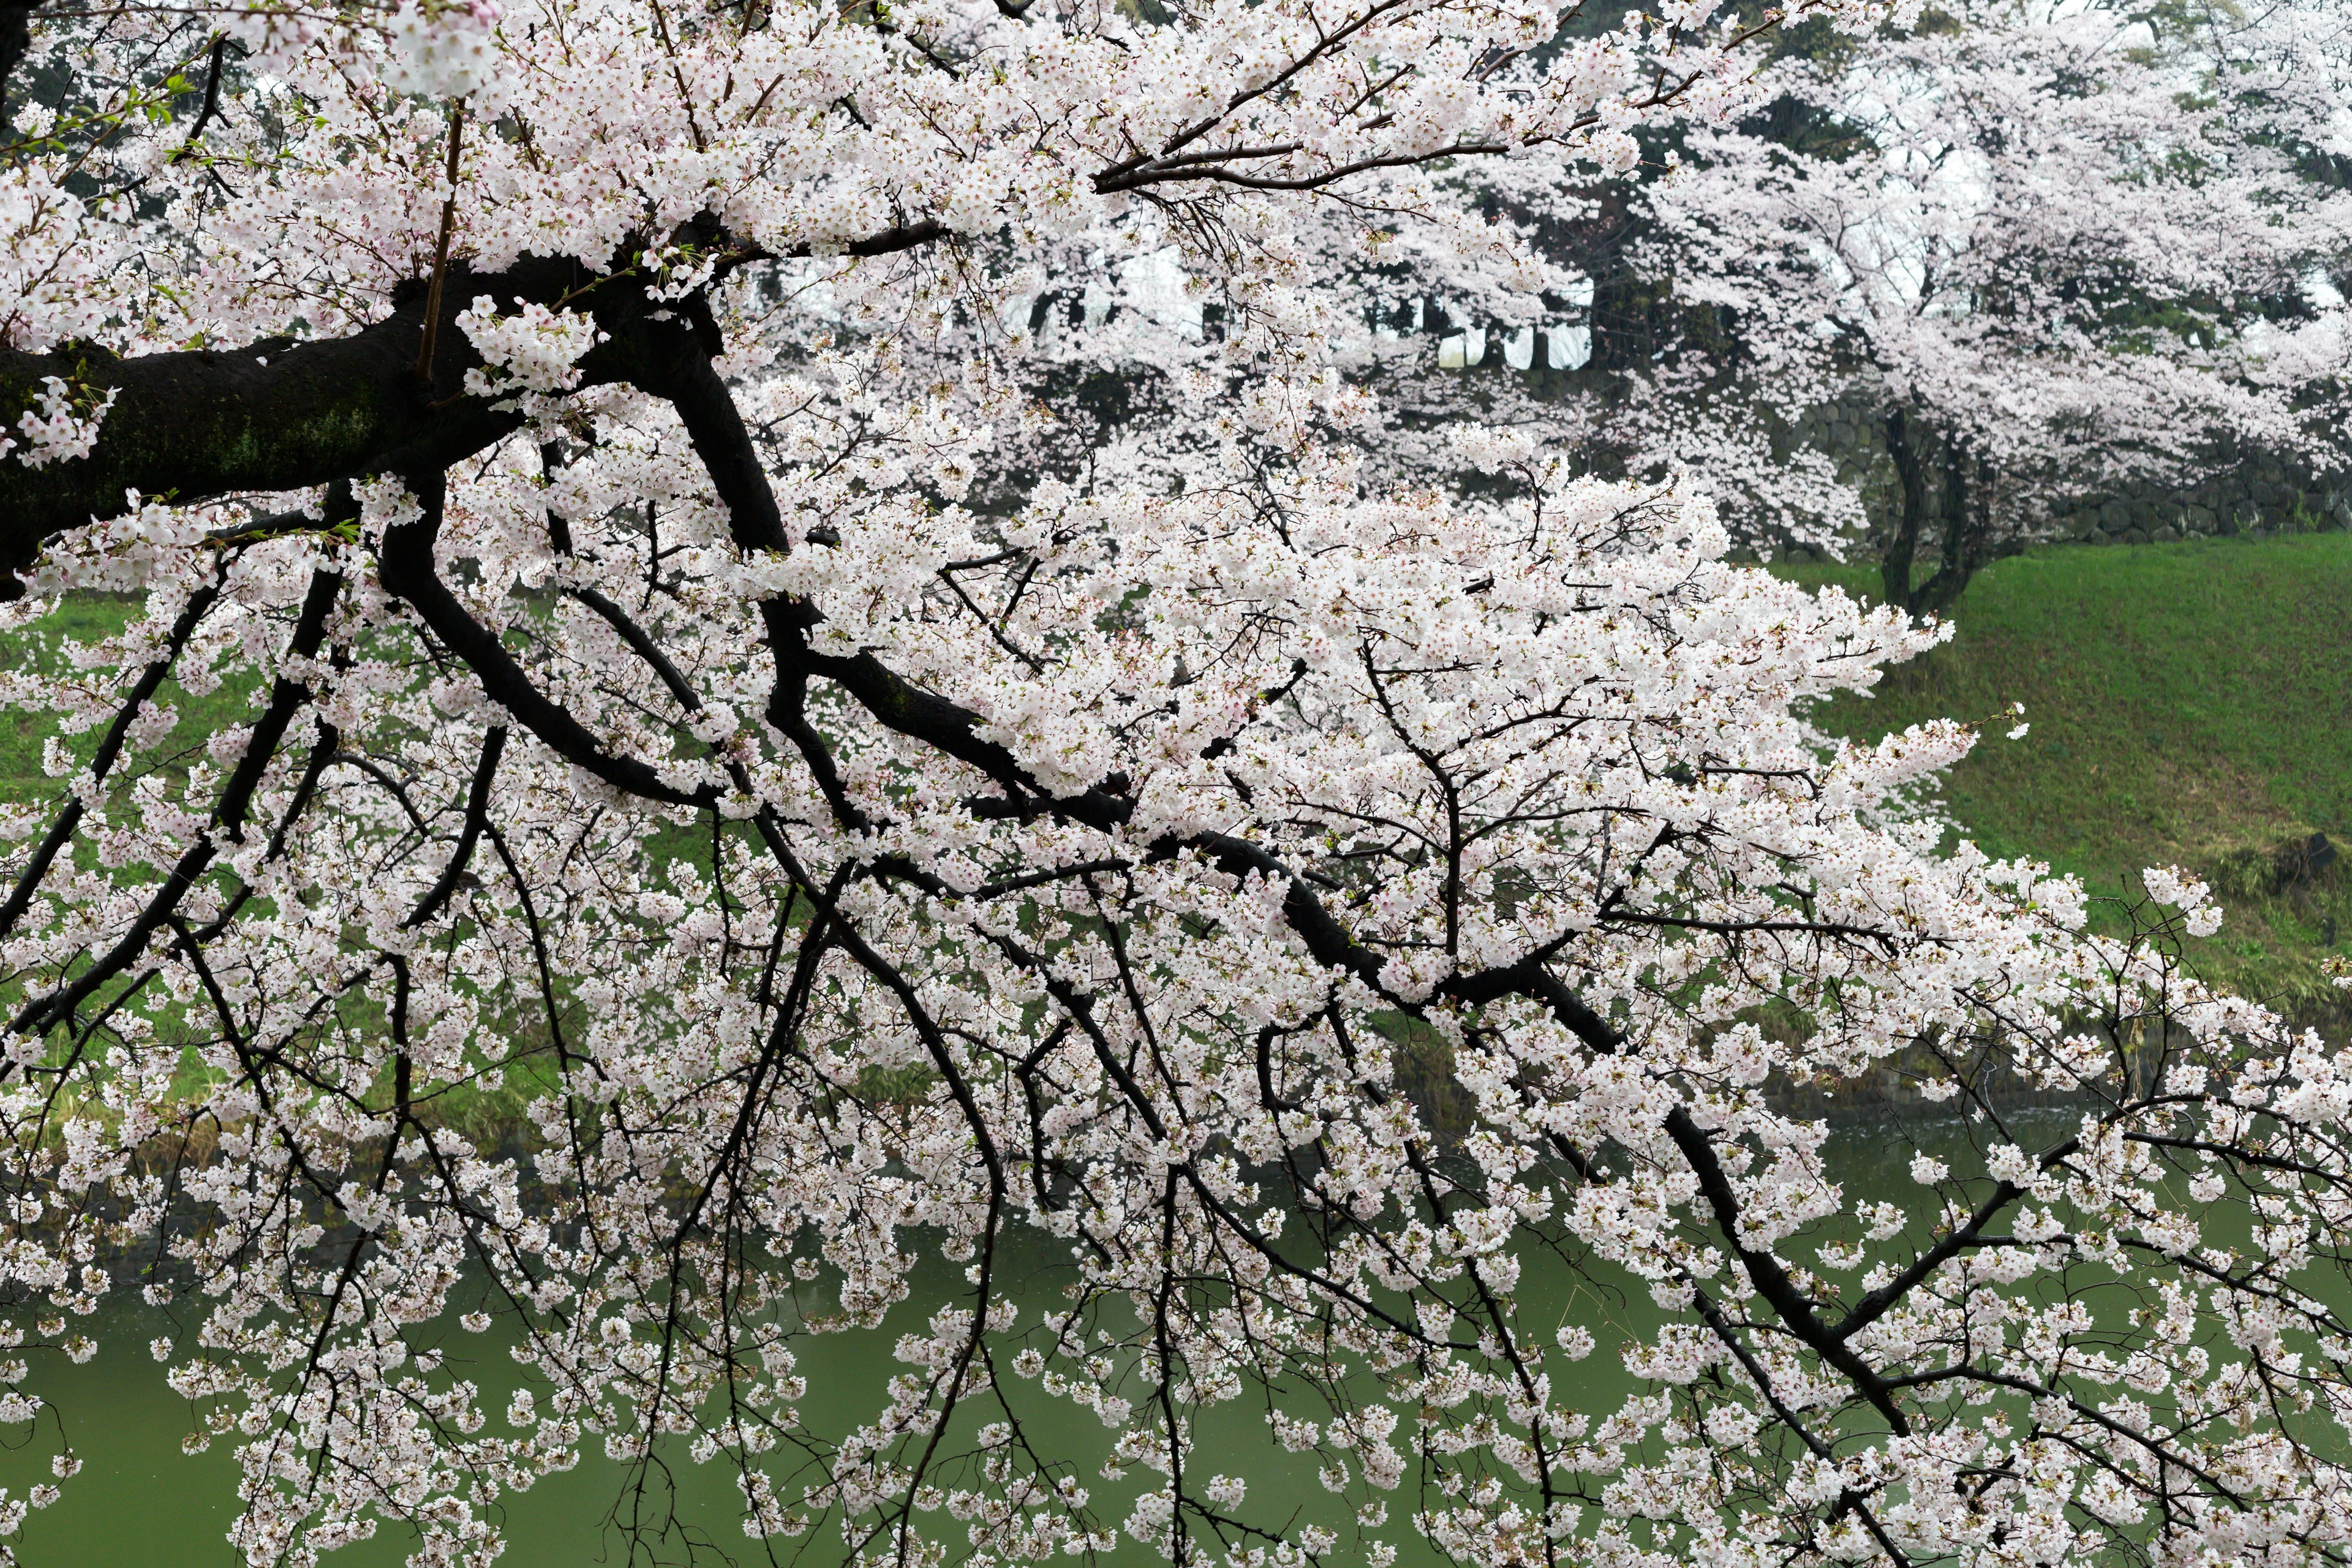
[412,102,467,386]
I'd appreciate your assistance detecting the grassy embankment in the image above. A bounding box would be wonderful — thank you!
[1784,531,2352,1033]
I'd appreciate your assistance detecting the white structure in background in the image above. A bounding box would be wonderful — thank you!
[1003,265,1596,371]
[1005,247,1207,347]
[1547,325,1592,369]
[1438,327,1486,367]
[1432,273,1593,369]
[1439,322,1588,369]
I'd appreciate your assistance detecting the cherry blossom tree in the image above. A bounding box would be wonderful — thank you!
[1632,0,2352,612]
[6,2,2352,1567]
[918,137,1877,559]
[954,0,2352,596]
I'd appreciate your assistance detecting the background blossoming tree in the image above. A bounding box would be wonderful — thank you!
[4,1,2352,1566]
[1631,0,2352,611]
[908,0,2352,608]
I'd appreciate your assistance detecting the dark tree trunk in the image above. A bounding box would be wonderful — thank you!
[0,224,942,594]
[0,257,611,589]
[1880,407,1989,619]
[1908,445,1993,618]
[0,1,37,120]
[1880,404,1931,612]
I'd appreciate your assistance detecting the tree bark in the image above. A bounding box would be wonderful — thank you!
[1880,404,1930,612]
[1908,443,1990,619]
[0,225,944,590]
[1880,405,1987,619]
[0,0,37,121]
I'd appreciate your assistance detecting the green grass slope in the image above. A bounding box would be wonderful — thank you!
[1785,533,2352,1028]
[0,594,258,804]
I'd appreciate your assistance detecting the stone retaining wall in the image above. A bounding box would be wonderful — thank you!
[1766,393,2352,559]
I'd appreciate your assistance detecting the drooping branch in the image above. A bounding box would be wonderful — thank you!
[377,470,718,810]
[404,724,507,929]
[1493,962,1913,1433]
[9,563,342,1042]
[214,566,345,843]
[790,596,1934,1444]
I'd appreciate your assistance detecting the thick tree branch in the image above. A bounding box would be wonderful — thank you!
[2,253,696,575]
[625,314,788,554]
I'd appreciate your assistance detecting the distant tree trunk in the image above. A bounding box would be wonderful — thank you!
[1880,404,1932,611]
[1879,407,1989,619]
[0,1,36,121]
[1909,447,1993,617]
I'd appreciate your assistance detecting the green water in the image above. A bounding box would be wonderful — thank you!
[0,1116,2040,1566]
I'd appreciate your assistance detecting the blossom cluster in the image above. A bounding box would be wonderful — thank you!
[2,377,116,469]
